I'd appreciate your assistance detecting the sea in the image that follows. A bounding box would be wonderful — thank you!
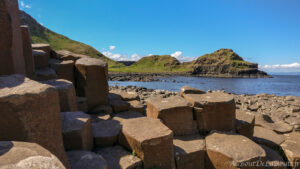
[109,75,300,97]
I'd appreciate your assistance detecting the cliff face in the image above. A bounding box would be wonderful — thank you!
[192,49,269,77]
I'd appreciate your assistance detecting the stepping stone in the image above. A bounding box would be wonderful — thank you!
[43,79,78,112]
[183,93,236,131]
[77,97,88,113]
[110,98,131,113]
[253,126,286,148]
[0,0,26,76]
[97,146,143,169]
[179,86,205,96]
[128,100,145,114]
[50,59,75,84]
[32,43,51,56]
[173,134,205,169]
[235,110,255,138]
[67,151,108,169]
[92,120,121,147]
[61,111,93,151]
[281,132,300,169]
[146,96,198,135]
[57,50,89,61]
[110,90,139,101]
[119,117,175,169]
[21,25,35,78]
[90,105,113,114]
[0,75,69,167]
[35,67,57,81]
[0,141,66,169]
[33,49,49,69]
[260,144,286,169]
[113,111,144,124]
[205,132,266,169]
[75,58,109,110]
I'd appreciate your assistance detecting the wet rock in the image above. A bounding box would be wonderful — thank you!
[0,141,66,169]
[119,117,175,169]
[147,95,198,135]
[92,120,121,147]
[67,151,108,169]
[174,134,205,169]
[97,145,143,169]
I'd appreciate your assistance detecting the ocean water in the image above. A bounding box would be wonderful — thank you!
[109,75,300,96]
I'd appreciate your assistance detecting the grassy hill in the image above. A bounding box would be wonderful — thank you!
[110,55,193,73]
[19,10,123,68]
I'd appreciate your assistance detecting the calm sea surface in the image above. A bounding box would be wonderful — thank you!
[109,75,300,96]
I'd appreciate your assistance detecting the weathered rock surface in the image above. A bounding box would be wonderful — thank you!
[0,141,66,169]
[110,97,131,113]
[253,126,286,148]
[147,96,198,135]
[43,79,78,112]
[260,144,286,169]
[92,120,121,147]
[34,67,57,81]
[179,86,205,96]
[57,50,89,61]
[112,111,144,124]
[235,110,255,137]
[20,25,35,77]
[0,75,69,168]
[280,132,300,169]
[0,0,25,75]
[33,49,49,69]
[205,132,266,169]
[184,92,236,131]
[50,59,75,84]
[67,151,108,169]
[111,90,139,101]
[32,43,51,56]
[119,117,175,169]
[61,111,93,151]
[75,57,108,110]
[255,114,293,134]
[128,100,145,114]
[173,134,205,169]
[97,146,143,169]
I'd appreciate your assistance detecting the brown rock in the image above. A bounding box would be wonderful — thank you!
[61,111,93,151]
[183,93,236,132]
[77,97,88,113]
[75,58,109,110]
[260,144,286,169]
[0,0,26,75]
[67,151,108,169]
[0,75,69,168]
[20,25,35,77]
[235,110,255,138]
[253,126,286,148]
[205,132,266,169]
[281,132,300,169]
[32,43,51,56]
[147,96,198,135]
[174,134,205,169]
[112,111,144,124]
[34,67,57,81]
[92,120,121,147]
[0,141,66,169]
[89,105,113,114]
[33,49,49,69]
[50,59,75,84]
[256,114,293,134]
[97,145,143,169]
[179,86,205,96]
[128,100,145,114]
[110,99,131,113]
[111,90,139,101]
[119,117,175,169]
[57,50,89,61]
[43,79,78,112]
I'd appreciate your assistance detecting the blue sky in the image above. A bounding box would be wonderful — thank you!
[19,0,300,72]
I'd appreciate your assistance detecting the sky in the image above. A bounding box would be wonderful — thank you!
[19,0,300,72]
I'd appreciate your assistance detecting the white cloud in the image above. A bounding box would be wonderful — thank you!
[20,1,31,9]
[259,62,300,72]
[109,46,116,51]
[171,51,196,62]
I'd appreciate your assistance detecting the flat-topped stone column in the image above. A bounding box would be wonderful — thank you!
[50,59,75,84]
[0,0,25,75]
[75,58,108,110]
[119,117,175,169]
[0,141,66,169]
[183,92,236,131]
[21,25,35,78]
[146,96,198,135]
[32,43,51,57]
[0,74,69,168]
[67,151,108,169]
[33,50,49,69]
[43,79,78,112]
